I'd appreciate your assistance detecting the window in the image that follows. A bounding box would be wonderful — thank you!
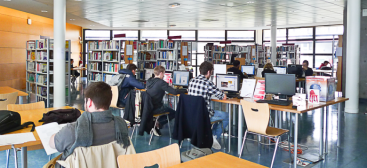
[315,41,338,54]
[85,30,110,40]
[288,41,313,54]
[197,54,205,67]
[315,56,333,68]
[316,25,343,39]
[169,31,196,40]
[288,28,313,40]
[140,30,167,40]
[112,30,138,40]
[227,31,254,41]
[263,29,286,41]
[198,30,225,41]
[230,42,255,46]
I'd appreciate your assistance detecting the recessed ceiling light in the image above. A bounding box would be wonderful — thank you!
[169,3,180,8]
[247,1,254,4]
[41,10,48,12]
[238,10,244,13]
[86,10,93,13]
[135,10,141,13]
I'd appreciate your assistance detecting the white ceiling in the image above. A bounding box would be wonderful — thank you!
[0,0,345,30]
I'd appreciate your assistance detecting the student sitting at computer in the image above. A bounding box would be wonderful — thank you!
[117,64,145,107]
[146,66,187,136]
[227,60,248,81]
[188,61,229,150]
[261,63,276,77]
[49,82,133,168]
[319,61,332,69]
[302,60,314,77]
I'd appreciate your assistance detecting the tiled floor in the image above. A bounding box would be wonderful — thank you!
[1,78,366,168]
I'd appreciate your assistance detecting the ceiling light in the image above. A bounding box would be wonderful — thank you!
[132,20,149,22]
[135,10,141,13]
[247,1,254,4]
[69,19,75,20]
[169,3,180,8]
[3,0,11,1]
[86,10,93,13]
[169,24,176,27]
[202,19,219,22]
[41,10,48,12]
[89,25,94,26]
[238,10,244,13]
[74,0,82,1]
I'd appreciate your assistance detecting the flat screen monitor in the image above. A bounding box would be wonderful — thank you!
[241,65,255,75]
[144,69,154,80]
[265,74,296,96]
[287,64,303,77]
[273,66,287,74]
[173,71,190,86]
[216,74,240,92]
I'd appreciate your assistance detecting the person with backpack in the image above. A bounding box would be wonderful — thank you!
[117,64,145,107]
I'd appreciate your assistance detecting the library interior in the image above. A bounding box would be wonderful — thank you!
[0,0,366,168]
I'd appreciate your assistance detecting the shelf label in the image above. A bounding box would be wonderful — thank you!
[184,58,188,61]
[128,57,133,60]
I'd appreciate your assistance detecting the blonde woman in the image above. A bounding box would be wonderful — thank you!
[261,63,276,77]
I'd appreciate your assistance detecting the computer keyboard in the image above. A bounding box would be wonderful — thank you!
[226,94,239,99]
[256,99,292,106]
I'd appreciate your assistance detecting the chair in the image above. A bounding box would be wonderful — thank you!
[239,100,289,168]
[111,86,125,117]
[0,92,18,110]
[148,112,171,145]
[7,101,45,111]
[117,143,180,168]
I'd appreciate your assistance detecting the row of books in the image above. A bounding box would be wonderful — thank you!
[90,52,102,61]
[36,63,47,73]
[159,40,175,49]
[103,63,119,73]
[158,51,175,60]
[275,46,297,52]
[27,40,45,49]
[139,41,158,51]
[36,74,47,85]
[88,73,103,82]
[157,61,176,71]
[88,41,104,50]
[104,40,119,49]
[28,73,35,82]
[103,51,119,61]
[139,62,157,69]
[88,41,120,50]
[89,62,103,71]
[37,86,47,96]
[138,52,156,60]
[213,53,226,59]
[28,62,35,71]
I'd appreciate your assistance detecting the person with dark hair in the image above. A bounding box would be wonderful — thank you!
[261,63,276,77]
[188,61,229,150]
[227,60,248,81]
[49,82,131,167]
[146,66,187,136]
[70,59,80,83]
[302,60,314,77]
[319,61,331,69]
[117,64,145,107]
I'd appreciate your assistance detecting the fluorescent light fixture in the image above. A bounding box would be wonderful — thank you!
[169,3,180,8]
[3,0,11,1]
[70,19,75,21]
[247,1,254,3]
[41,10,48,12]
[169,24,176,27]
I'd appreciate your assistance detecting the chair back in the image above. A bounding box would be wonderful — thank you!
[111,86,119,108]
[240,99,270,135]
[7,101,45,111]
[117,144,180,168]
[0,92,18,110]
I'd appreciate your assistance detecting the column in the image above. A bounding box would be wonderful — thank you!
[271,25,277,64]
[53,0,66,107]
[345,0,360,113]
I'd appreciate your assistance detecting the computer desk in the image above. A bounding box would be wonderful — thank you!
[212,97,348,168]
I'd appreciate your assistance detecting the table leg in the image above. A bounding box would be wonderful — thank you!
[279,111,283,128]
[238,105,243,155]
[293,114,298,168]
[324,106,329,154]
[337,103,342,147]
[320,107,325,158]
[21,147,27,168]
[275,110,278,128]
[19,96,23,104]
[228,104,231,152]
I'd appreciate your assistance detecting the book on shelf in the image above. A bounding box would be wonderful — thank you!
[28,73,35,82]
[36,51,48,61]
[158,61,175,71]
[65,41,69,49]
[104,40,119,50]
[28,62,35,71]
[158,40,174,49]
[158,51,174,60]
[89,62,103,71]
[36,63,47,73]
[103,63,119,73]
[103,51,118,61]
[36,74,47,85]
[90,52,102,61]
[37,86,47,96]
[145,62,156,69]
[88,41,103,50]
[89,73,103,81]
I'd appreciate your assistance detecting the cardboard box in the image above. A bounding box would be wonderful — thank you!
[305,76,336,102]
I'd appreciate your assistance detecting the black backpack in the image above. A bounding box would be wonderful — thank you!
[0,110,35,135]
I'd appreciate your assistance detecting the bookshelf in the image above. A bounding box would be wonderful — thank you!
[87,40,121,84]
[26,39,71,107]
[274,45,300,66]
[156,40,179,72]
[137,41,158,80]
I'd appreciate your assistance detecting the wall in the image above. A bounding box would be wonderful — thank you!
[0,6,82,90]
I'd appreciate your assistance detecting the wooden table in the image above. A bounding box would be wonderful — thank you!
[313,69,333,76]
[0,86,28,104]
[212,97,348,168]
[0,106,79,168]
[168,152,267,168]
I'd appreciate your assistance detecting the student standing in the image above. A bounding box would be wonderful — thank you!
[227,60,248,81]
[117,64,145,107]
[261,63,277,77]
[188,61,229,150]
[146,66,187,136]
[302,60,314,77]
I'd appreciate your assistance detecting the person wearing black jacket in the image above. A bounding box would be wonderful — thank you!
[146,66,187,136]
[302,60,314,77]
[117,64,145,107]
[227,60,248,81]
[261,63,276,77]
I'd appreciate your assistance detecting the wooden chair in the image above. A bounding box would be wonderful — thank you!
[0,92,18,110]
[7,101,45,111]
[117,144,180,168]
[111,86,125,117]
[239,100,289,168]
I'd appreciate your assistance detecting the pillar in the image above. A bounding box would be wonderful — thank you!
[345,0,361,113]
[53,0,66,107]
[271,25,277,64]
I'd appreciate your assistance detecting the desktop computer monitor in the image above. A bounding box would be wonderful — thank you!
[173,71,191,87]
[287,64,303,77]
[241,65,255,75]
[216,74,240,93]
[265,74,296,98]
[273,66,287,74]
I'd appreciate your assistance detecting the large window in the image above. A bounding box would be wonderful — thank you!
[85,30,110,40]
[112,30,138,40]
[169,31,196,40]
[288,28,313,40]
[263,29,286,41]
[198,30,225,41]
[227,31,255,41]
[140,30,167,40]
[316,26,344,39]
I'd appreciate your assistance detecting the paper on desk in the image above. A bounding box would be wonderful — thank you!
[0,132,36,146]
[36,122,67,155]
[240,79,256,98]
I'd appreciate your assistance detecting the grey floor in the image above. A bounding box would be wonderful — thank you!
[0,78,366,168]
